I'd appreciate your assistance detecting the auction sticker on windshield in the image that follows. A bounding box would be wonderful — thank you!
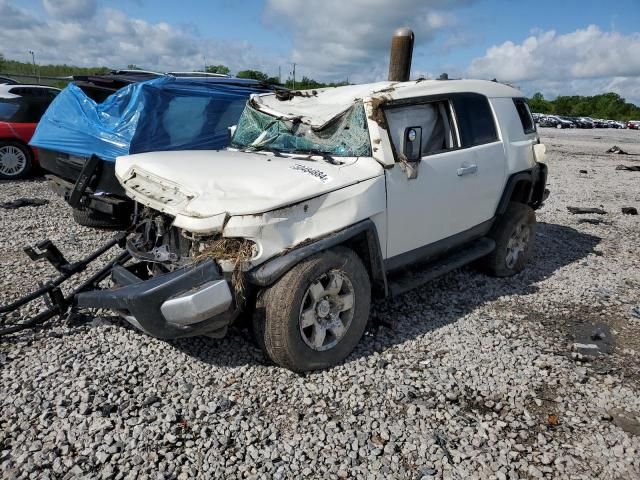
[290,164,331,183]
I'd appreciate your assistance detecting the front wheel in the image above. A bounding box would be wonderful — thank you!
[479,202,536,277]
[254,247,371,371]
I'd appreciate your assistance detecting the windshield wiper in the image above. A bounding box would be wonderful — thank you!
[293,149,341,165]
[240,144,284,157]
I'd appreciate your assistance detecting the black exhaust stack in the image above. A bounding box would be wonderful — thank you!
[388,27,414,82]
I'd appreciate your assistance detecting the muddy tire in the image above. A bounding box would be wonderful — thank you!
[254,247,371,372]
[479,202,536,277]
[0,141,32,179]
[72,208,126,229]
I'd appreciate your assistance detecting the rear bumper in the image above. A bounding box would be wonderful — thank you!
[75,259,237,339]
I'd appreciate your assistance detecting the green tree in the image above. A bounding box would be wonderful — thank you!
[0,53,4,72]
[236,69,269,81]
[205,64,230,75]
[528,92,551,113]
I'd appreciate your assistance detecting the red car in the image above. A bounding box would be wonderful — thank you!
[0,84,60,179]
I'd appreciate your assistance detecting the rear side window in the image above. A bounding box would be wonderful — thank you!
[451,93,498,147]
[0,97,53,123]
[513,98,535,134]
[0,100,21,121]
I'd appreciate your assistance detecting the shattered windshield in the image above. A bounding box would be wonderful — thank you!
[231,101,371,157]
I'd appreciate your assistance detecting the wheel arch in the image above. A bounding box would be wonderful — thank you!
[0,137,35,159]
[246,219,388,297]
[496,164,547,214]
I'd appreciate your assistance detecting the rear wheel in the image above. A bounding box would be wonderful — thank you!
[479,202,536,277]
[254,247,371,371]
[0,141,32,179]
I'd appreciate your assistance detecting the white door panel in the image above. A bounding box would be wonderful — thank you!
[385,141,505,259]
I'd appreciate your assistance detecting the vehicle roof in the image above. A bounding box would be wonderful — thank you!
[168,72,231,78]
[0,84,61,99]
[253,79,524,127]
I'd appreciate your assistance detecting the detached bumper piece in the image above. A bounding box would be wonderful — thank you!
[76,259,236,339]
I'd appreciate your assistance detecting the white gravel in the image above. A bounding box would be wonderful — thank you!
[1,128,640,479]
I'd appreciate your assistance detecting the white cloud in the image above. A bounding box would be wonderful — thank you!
[468,26,640,104]
[0,0,283,76]
[470,26,640,82]
[264,0,474,82]
[42,0,97,19]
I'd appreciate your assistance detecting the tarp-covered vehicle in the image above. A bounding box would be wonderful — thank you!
[30,76,279,227]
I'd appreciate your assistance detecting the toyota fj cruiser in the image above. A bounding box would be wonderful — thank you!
[77,79,548,371]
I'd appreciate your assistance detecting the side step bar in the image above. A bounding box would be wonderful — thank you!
[387,237,495,297]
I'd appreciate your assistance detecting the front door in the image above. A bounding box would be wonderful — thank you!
[383,94,505,264]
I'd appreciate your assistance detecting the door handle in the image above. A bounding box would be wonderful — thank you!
[457,164,477,176]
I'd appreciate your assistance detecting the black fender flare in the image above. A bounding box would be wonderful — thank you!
[495,163,548,215]
[246,219,388,296]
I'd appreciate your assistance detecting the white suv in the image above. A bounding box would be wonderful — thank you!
[78,79,548,371]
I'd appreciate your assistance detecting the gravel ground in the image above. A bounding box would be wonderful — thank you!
[1,128,640,479]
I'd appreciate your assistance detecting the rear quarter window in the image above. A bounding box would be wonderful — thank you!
[513,98,536,134]
[451,93,498,147]
[0,100,21,121]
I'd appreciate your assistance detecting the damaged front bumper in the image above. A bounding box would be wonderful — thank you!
[75,259,237,339]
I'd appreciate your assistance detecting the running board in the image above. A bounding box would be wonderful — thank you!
[387,237,495,297]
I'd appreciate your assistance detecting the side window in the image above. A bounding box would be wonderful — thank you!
[20,97,52,122]
[385,100,457,160]
[513,98,535,134]
[451,93,498,147]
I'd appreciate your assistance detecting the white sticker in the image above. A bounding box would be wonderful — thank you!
[290,164,331,183]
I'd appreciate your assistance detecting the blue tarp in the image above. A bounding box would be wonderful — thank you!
[30,76,274,162]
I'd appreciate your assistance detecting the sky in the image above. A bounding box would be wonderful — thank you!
[1,0,639,103]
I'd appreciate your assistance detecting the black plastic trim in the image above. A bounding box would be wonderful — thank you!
[496,162,548,215]
[75,259,235,339]
[384,218,494,272]
[247,220,387,293]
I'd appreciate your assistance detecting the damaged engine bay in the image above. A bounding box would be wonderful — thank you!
[127,208,255,291]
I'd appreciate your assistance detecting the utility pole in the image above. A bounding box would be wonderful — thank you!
[292,63,296,90]
[203,55,206,72]
[278,66,281,84]
[29,50,39,84]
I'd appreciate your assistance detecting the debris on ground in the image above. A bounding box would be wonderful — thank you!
[579,169,588,174]
[607,146,628,154]
[0,198,49,209]
[622,207,638,215]
[616,165,640,172]
[567,206,607,215]
[631,307,640,319]
[608,408,640,436]
[577,218,609,225]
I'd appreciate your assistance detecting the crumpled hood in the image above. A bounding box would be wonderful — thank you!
[115,150,382,220]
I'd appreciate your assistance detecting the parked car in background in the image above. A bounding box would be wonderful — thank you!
[593,119,608,128]
[606,120,625,129]
[576,117,595,128]
[628,120,640,130]
[31,76,282,227]
[539,115,575,129]
[0,84,60,179]
[72,70,165,103]
[0,76,18,85]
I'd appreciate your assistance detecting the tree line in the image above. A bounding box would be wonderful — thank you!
[2,54,638,118]
[528,92,640,121]
[0,55,348,90]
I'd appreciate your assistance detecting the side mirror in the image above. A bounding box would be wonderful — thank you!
[402,126,422,162]
[228,125,237,144]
